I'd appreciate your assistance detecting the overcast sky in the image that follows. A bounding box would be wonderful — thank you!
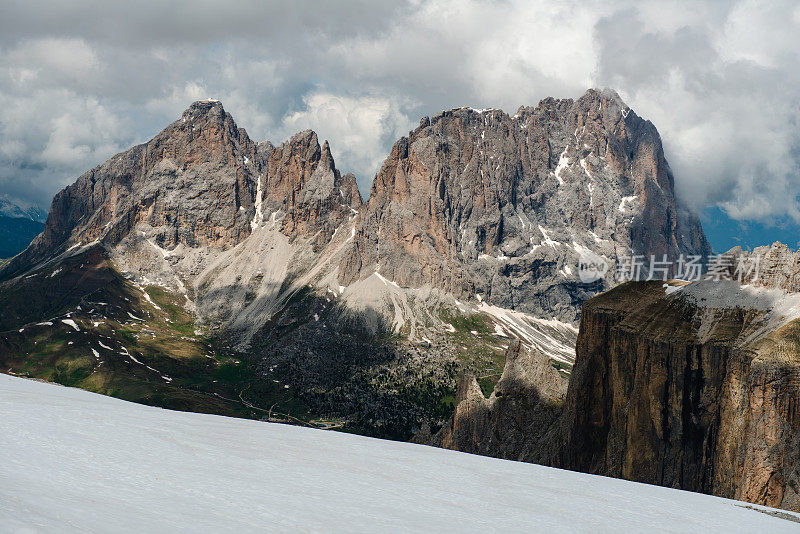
[1,0,798,248]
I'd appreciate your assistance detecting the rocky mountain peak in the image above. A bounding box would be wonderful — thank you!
[707,242,800,293]
[149,99,256,170]
[256,128,362,249]
[182,99,225,119]
[0,102,360,277]
[339,89,710,321]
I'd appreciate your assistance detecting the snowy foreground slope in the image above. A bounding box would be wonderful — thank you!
[1,375,798,533]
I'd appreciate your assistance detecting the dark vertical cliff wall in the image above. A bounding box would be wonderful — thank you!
[429,273,800,512]
[556,280,800,510]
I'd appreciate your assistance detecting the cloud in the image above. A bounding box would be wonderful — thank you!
[592,1,800,223]
[0,0,798,233]
[280,91,416,191]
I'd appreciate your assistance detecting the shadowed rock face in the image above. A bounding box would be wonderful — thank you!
[422,340,567,460]
[555,275,800,512]
[428,246,800,512]
[339,89,710,321]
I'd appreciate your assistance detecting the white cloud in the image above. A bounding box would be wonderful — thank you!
[0,86,132,204]
[0,0,798,230]
[280,91,416,190]
[42,98,124,168]
[7,38,98,75]
[592,1,800,222]
[144,81,209,118]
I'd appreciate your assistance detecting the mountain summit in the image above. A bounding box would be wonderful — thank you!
[340,89,710,321]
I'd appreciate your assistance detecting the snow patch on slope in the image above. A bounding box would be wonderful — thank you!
[61,319,80,331]
[618,195,637,212]
[2,374,796,533]
[477,302,578,365]
[554,145,569,185]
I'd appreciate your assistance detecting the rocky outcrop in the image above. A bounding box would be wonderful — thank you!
[555,274,800,511]
[257,132,361,250]
[339,89,710,322]
[728,243,800,293]
[429,245,800,512]
[425,340,567,459]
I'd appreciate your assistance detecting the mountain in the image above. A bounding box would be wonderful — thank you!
[4,373,799,533]
[0,91,707,440]
[426,243,800,512]
[0,194,47,223]
[340,89,710,322]
[0,215,44,259]
[0,195,46,259]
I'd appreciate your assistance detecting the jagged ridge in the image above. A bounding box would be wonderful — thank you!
[339,89,710,322]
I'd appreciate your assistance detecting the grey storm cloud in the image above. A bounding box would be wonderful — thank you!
[0,0,798,226]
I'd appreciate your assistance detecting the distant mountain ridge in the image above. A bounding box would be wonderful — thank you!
[0,195,46,223]
[0,196,46,258]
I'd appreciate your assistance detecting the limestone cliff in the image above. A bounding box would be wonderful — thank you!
[429,243,800,512]
[554,273,800,511]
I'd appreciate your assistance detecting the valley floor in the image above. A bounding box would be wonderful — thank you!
[1,373,798,533]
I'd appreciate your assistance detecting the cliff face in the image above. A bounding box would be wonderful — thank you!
[340,89,710,321]
[6,101,257,274]
[429,246,800,511]
[255,131,361,250]
[557,276,800,511]
[422,340,567,460]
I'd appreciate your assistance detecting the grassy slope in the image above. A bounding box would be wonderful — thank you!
[0,246,316,423]
[438,309,508,397]
[0,244,565,437]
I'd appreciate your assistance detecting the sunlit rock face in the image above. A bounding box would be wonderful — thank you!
[340,89,710,322]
